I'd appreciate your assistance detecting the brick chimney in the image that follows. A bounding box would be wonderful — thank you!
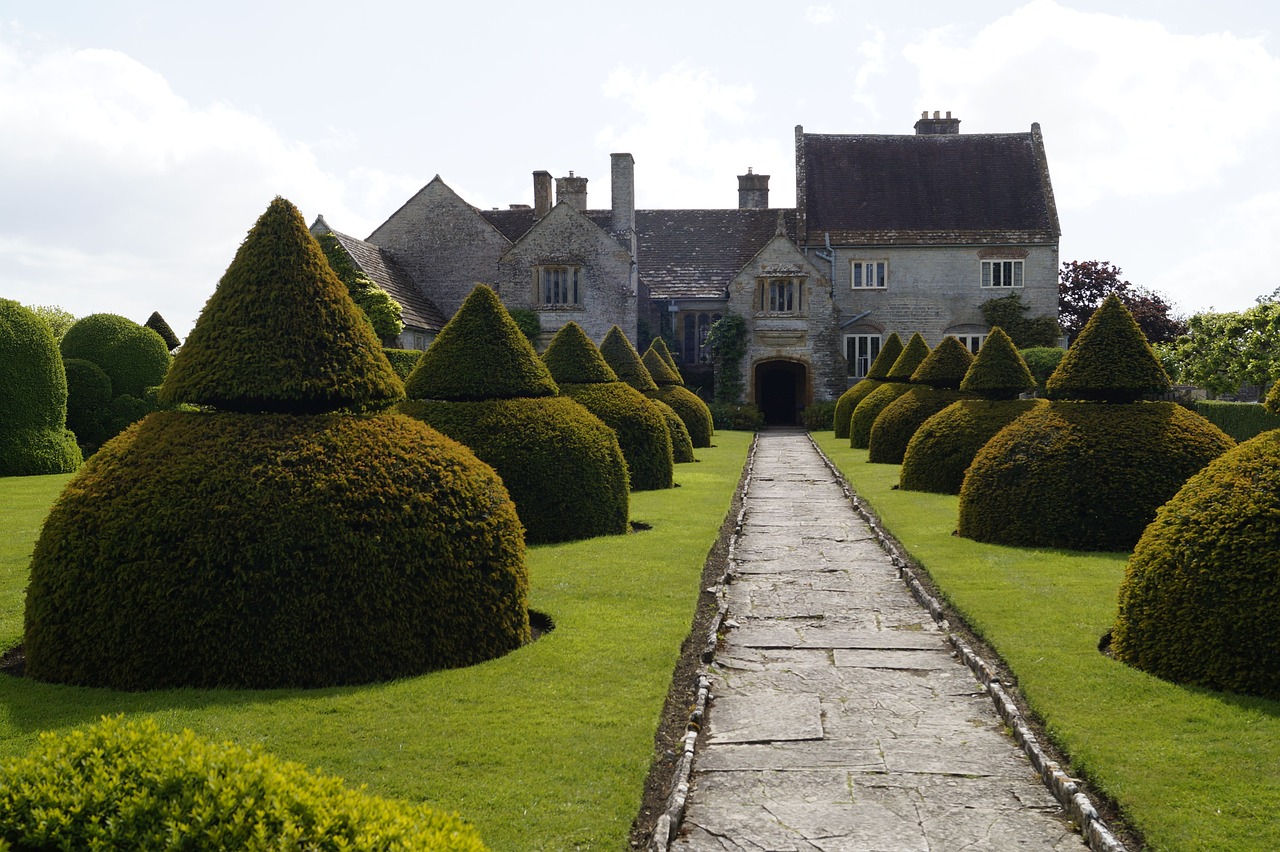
[533,170,553,217]
[738,167,770,209]
[611,153,635,234]
[556,172,588,211]
[914,110,961,135]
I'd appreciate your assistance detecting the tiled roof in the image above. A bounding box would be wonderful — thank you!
[480,208,537,242]
[325,229,449,331]
[635,209,794,299]
[800,131,1057,241]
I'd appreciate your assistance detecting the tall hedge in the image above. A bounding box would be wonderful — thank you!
[1193,400,1280,442]
[1046,293,1170,403]
[1021,346,1066,396]
[834,333,903,439]
[900,398,1046,494]
[1112,429,1280,699]
[0,716,489,851]
[543,322,674,491]
[0,299,81,475]
[383,348,425,379]
[61,358,114,450]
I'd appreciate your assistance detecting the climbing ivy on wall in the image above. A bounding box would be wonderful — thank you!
[707,314,748,404]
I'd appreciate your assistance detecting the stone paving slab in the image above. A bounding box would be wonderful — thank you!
[670,430,1085,851]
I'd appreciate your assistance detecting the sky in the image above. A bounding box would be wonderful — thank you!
[2,0,1279,338]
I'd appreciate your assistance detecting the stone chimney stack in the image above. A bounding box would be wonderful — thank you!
[556,172,588,211]
[738,167,770,209]
[610,153,635,235]
[914,110,961,135]
[533,170,553,217]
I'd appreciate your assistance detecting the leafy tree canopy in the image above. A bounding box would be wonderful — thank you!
[25,304,76,340]
[1159,297,1280,397]
[1059,260,1187,344]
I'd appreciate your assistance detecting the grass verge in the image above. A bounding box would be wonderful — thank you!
[814,431,1280,852]
[0,431,753,851]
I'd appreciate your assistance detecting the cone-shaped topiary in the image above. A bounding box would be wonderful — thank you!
[1112,430,1280,699]
[61,313,171,400]
[1046,294,1170,403]
[24,197,529,690]
[850,334,930,448]
[642,345,684,386]
[957,402,1234,550]
[543,323,674,491]
[900,398,1047,494]
[833,333,903,439]
[144,310,181,351]
[0,299,82,475]
[405,285,557,402]
[655,398,696,463]
[600,326,660,394]
[160,197,402,414]
[0,716,490,851]
[909,336,975,390]
[867,337,974,463]
[650,336,683,381]
[643,343,714,448]
[960,328,1036,400]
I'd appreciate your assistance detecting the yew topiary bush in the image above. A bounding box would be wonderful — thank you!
[850,333,929,449]
[0,299,81,475]
[643,345,713,448]
[61,357,114,450]
[0,716,489,851]
[655,398,695,463]
[1111,429,1280,699]
[144,310,181,351]
[600,326,659,394]
[900,398,1046,494]
[61,313,171,400]
[867,336,973,464]
[834,333,903,439]
[1046,293,1170,402]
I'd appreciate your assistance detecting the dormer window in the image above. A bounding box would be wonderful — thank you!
[757,276,805,315]
[536,265,583,308]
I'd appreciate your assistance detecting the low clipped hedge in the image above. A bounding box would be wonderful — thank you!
[709,403,764,432]
[400,396,629,544]
[1112,430,1280,699]
[384,348,425,379]
[957,402,1235,551]
[60,313,171,400]
[0,716,489,851]
[655,385,714,448]
[559,381,674,491]
[1194,400,1280,442]
[801,401,838,431]
[850,382,910,449]
[899,399,1046,494]
[866,387,968,465]
[654,399,695,463]
[0,299,81,476]
[24,410,529,690]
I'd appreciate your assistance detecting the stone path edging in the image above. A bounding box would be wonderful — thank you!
[806,435,1127,852]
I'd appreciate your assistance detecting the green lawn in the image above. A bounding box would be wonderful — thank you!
[814,432,1280,852]
[0,430,753,851]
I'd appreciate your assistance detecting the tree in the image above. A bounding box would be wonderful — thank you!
[25,304,76,340]
[1159,299,1280,397]
[1059,260,1187,344]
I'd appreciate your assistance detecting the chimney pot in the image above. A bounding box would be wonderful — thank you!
[933,110,940,119]
[533,170,552,217]
[611,152,635,236]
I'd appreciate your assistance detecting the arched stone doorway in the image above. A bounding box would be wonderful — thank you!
[755,360,809,425]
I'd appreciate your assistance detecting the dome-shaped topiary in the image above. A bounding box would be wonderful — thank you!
[867,386,970,465]
[850,334,930,449]
[957,402,1235,551]
[144,310,181,351]
[544,323,674,491]
[62,357,114,450]
[405,285,557,402]
[60,313,171,401]
[161,197,402,414]
[900,398,1047,494]
[834,333,903,439]
[1046,294,1170,403]
[910,336,974,389]
[400,397,630,544]
[24,411,528,689]
[1111,430,1280,699]
[960,328,1036,400]
[0,716,489,851]
[655,398,696,463]
[600,326,659,393]
[0,299,82,475]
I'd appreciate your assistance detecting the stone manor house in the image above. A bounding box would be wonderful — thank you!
[311,111,1060,424]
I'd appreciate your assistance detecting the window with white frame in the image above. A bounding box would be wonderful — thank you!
[954,334,987,355]
[757,277,805,315]
[851,260,888,289]
[536,265,583,308]
[981,259,1023,288]
[844,333,882,378]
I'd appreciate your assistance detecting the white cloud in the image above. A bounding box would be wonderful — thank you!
[851,29,889,117]
[806,6,836,25]
[1159,189,1280,313]
[596,64,791,208]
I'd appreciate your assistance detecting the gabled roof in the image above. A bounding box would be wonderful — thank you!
[481,208,538,242]
[314,218,448,332]
[636,209,795,300]
[799,126,1059,244]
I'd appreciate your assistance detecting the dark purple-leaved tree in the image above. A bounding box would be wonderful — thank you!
[1059,260,1187,344]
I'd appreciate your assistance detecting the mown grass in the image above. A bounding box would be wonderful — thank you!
[0,430,753,851]
[814,431,1280,852]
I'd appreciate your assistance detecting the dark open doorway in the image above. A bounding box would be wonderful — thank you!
[755,360,808,425]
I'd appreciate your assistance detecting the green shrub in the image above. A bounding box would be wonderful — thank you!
[161,198,403,414]
[801,401,838,431]
[654,385,714,448]
[1112,430,1280,699]
[884,332,931,381]
[1020,346,1066,395]
[144,310,181,350]
[400,396,629,545]
[957,402,1235,551]
[62,357,114,450]
[910,336,974,389]
[899,398,1046,494]
[980,292,1061,348]
[641,345,683,386]
[0,299,81,476]
[384,348,425,379]
[710,402,765,431]
[834,334,903,438]
[541,321,619,385]
[1193,400,1280,442]
[600,326,659,394]
[508,308,542,348]
[654,398,696,463]
[0,715,489,851]
[60,313,171,400]
[24,411,528,689]
[961,328,1036,400]
[1046,293,1171,403]
[851,382,911,449]
[649,336,682,378]
[1268,380,1280,414]
[867,387,969,464]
